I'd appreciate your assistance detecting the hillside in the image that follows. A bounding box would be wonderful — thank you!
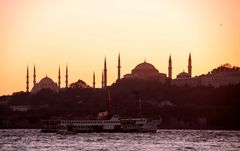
[0,79,240,129]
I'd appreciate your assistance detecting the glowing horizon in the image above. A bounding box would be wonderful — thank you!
[1,0,240,95]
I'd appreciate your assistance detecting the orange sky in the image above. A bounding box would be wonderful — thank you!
[0,0,240,95]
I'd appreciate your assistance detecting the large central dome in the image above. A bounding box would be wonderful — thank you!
[133,61,159,73]
[123,61,167,81]
[38,77,55,85]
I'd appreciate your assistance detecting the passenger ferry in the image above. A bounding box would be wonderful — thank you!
[41,90,160,133]
[41,111,160,133]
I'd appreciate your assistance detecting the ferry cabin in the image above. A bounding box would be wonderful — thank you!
[59,115,121,132]
[59,115,149,132]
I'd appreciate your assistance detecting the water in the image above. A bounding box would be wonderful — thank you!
[0,129,240,151]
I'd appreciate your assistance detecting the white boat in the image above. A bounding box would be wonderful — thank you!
[42,112,161,133]
[41,91,161,133]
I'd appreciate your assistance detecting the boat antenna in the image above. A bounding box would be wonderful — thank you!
[107,88,112,115]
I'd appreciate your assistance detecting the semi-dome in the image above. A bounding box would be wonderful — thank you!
[31,76,60,94]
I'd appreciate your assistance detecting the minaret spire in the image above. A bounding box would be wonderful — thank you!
[58,65,61,87]
[33,64,36,86]
[26,66,29,92]
[188,53,192,77]
[65,65,68,88]
[104,57,107,88]
[93,72,96,88]
[117,53,121,81]
[168,54,172,79]
[101,70,104,88]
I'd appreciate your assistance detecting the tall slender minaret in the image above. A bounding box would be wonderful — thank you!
[104,57,107,88]
[93,72,96,88]
[117,53,121,81]
[188,53,192,77]
[65,65,68,88]
[168,55,172,79]
[58,66,61,87]
[101,71,104,88]
[33,64,36,86]
[26,66,29,92]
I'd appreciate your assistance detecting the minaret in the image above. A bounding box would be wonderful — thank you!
[104,57,107,88]
[58,66,61,87]
[188,53,192,77]
[101,71,104,88]
[117,53,121,81]
[33,64,36,86]
[26,66,29,92]
[65,65,68,88]
[168,55,172,79]
[93,72,96,88]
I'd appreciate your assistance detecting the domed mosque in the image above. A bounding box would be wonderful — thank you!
[123,60,167,82]
[31,76,60,94]
[26,65,64,94]
[26,64,91,94]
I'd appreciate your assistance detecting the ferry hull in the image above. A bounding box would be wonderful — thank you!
[41,116,160,133]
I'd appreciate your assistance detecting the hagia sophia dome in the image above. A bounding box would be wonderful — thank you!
[133,62,159,74]
[31,76,60,94]
[124,61,167,81]
[176,71,191,79]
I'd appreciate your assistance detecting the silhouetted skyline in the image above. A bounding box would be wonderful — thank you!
[1,0,240,95]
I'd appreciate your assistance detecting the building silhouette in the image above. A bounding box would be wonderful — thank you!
[117,53,121,81]
[31,76,60,94]
[104,57,107,88]
[33,64,36,86]
[123,60,166,82]
[65,65,68,88]
[58,66,61,87]
[188,53,192,77]
[168,55,172,79]
[93,72,96,88]
[26,53,240,93]
[26,66,29,92]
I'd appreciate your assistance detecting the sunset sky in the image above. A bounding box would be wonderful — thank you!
[0,0,240,95]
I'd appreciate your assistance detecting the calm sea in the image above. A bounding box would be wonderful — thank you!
[0,129,240,151]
